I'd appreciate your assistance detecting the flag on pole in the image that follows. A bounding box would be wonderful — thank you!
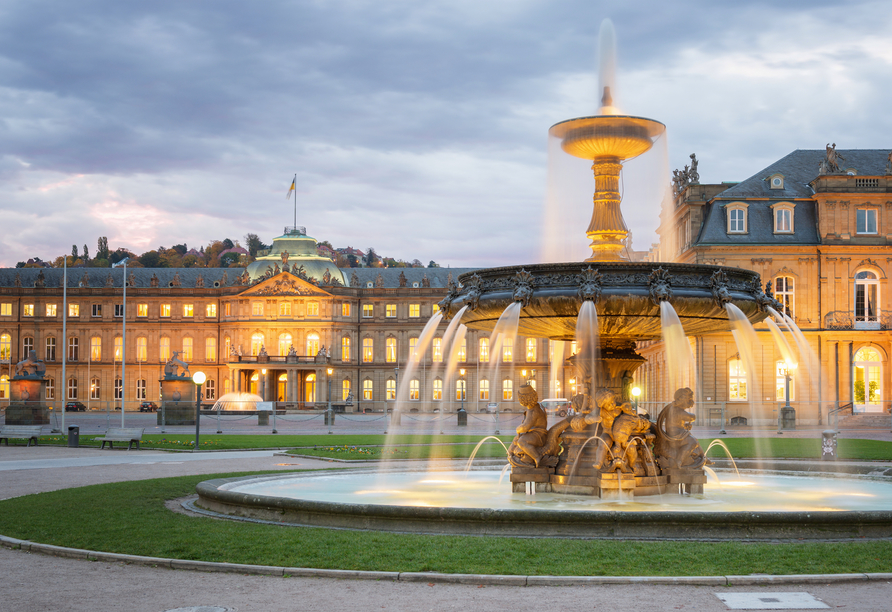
[286,177,296,198]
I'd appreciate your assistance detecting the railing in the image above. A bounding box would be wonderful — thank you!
[228,355,320,364]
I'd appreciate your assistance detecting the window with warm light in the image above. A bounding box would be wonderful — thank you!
[23,304,34,317]
[342,379,351,401]
[160,304,170,318]
[137,304,148,317]
[182,338,193,361]
[0,375,8,399]
[409,304,420,318]
[342,302,351,317]
[456,379,466,401]
[409,337,419,361]
[479,338,489,362]
[502,338,513,362]
[568,377,577,395]
[278,333,292,356]
[385,304,396,318]
[68,304,79,317]
[206,303,217,317]
[90,378,100,400]
[362,304,373,318]
[46,304,57,317]
[0,303,11,316]
[386,378,396,400]
[729,358,747,401]
[0,334,10,361]
[307,302,320,316]
[251,302,264,316]
[278,301,291,316]
[224,302,231,317]
[251,333,264,356]
[432,304,440,314]
[341,336,351,361]
[855,270,880,329]
[182,304,193,318]
[306,332,320,356]
[363,379,373,400]
[305,373,316,402]
[775,360,795,401]
[457,337,467,362]
[432,378,443,401]
[503,378,513,401]
[224,336,231,358]
[206,337,217,362]
[409,379,420,400]
[362,337,373,363]
[479,378,490,401]
[526,338,536,362]
[386,337,397,363]
[160,337,171,361]
[432,337,443,362]
[90,336,101,361]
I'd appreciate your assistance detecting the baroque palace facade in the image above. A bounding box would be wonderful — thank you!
[638,147,892,425]
[0,228,560,413]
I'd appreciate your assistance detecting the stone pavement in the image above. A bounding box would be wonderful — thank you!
[2,446,892,611]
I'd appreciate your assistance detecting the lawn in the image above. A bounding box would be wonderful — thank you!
[1,473,890,576]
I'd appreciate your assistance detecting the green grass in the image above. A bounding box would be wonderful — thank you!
[1,472,890,576]
[293,440,512,460]
[701,437,892,461]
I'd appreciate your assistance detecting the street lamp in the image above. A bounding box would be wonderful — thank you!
[631,386,641,414]
[112,257,129,426]
[778,361,797,433]
[192,371,206,449]
[459,368,466,413]
[326,367,333,433]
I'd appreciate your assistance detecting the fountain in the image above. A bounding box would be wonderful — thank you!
[194,22,892,540]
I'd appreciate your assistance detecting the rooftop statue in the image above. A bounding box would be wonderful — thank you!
[819,142,846,174]
[14,350,46,379]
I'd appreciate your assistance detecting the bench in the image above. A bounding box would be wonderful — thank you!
[96,427,145,450]
[0,425,43,447]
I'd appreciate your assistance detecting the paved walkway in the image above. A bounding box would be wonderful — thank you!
[2,445,892,611]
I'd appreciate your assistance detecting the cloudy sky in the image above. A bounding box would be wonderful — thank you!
[1,0,890,268]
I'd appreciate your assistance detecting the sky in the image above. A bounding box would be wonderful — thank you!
[0,0,890,268]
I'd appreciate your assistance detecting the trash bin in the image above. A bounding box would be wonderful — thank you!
[821,429,837,461]
[67,425,79,448]
[457,409,467,427]
[324,410,336,426]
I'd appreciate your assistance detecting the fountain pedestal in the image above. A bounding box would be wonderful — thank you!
[509,466,553,493]
[158,377,197,425]
[662,468,706,495]
[5,377,50,425]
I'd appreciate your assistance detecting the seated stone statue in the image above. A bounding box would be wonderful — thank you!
[591,389,653,474]
[654,387,708,470]
[163,351,191,378]
[507,384,569,468]
[14,350,46,378]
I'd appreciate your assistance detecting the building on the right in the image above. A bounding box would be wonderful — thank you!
[638,147,892,427]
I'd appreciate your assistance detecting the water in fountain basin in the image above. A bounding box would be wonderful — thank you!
[660,301,695,392]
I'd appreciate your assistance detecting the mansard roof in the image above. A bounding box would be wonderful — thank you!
[0,267,244,289]
[347,267,478,289]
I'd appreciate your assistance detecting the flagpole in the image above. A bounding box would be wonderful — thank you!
[293,173,297,229]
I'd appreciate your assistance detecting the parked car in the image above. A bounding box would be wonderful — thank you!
[540,398,571,417]
[65,401,87,412]
[139,401,158,412]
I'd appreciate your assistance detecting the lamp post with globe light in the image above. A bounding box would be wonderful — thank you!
[192,371,206,449]
[778,361,797,433]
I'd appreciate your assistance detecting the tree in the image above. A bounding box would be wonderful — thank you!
[82,244,90,263]
[347,254,358,268]
[365,248,379,268]
[97,237,109,261]
[220,252,242,267]
[171,243,187,256]
[411,259,423,268]
[138,250,162,268]
[428,260,440,268]
[71,244,78,259]
[244,233,267,258]
[222,238,234,250]
[109,248,134,265]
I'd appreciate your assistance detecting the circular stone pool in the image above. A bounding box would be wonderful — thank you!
[195,468,892,541]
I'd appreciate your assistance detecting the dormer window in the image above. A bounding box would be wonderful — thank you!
[725,202,748,234]
[770,202,795,234]
[768,173,785,190]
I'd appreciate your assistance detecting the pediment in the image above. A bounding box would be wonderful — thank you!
[240,272,332,297]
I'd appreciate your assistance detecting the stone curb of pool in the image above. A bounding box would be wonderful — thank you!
[2,535,890,586]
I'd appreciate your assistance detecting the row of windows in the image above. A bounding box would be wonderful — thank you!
[0,334,218,363]
[0,375,217,401]
[361,303,433,318]
[3,303,218,319]
[726,203,879,236]
[358,376,553,402]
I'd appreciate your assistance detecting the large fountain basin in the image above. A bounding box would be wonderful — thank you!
[195,468,892,541]
[447,262,768,341]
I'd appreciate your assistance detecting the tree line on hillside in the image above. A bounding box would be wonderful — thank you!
[16,235,440,270]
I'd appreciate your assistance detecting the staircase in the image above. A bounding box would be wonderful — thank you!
[838,413,891,428]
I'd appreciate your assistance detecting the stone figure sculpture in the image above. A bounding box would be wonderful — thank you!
[820,143,846,174]
[654,387,708,470]
[590,389,652,474]
[163,351,191,378]
[507,384,568,468]
[35,271,45,288]
[398,271,407,287]
[14,350,46,378]
[79,272,90,288]
[886,151,892,175]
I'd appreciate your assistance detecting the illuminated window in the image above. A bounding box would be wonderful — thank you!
[409,337,419,361]
[183,304,194,318]
[182,337,193,361]
[136,337,147,362]
[160,337,171,362]
[0,334,10,361]
[774,276,794,317]
[457,338,467,362]
[224,303,231,316]
[90,337,101,361]
[45,337,56,361]
[362,304,373,318]
[502,338,513,362]
[342,303,351,317]
[570,341,578,356]
[386,337,397,363]
[503,378,513,401]
[206,303,217,317]
[205,379,216,400]
[0,375,7,399]
[409,304,420,318]
[386,378,396,400]
[342,379,351,401]
[137,304,148,317]
[251,333,264,356]
[362,337,373,363]
[67,378,78,400]
[568,377,577,395]
[341,336,351,361]
[205,337,217,362]
[363,379,373,400]
[432,304,440,314]
[432,338,443,363]
[160,304,170,318]
[479,379,489,401]
[305,373,316,403]
[45,377,55,400]
[456,379,466,401]
[68,304,79,317]
[432,378,443,401]
[46,304,57,317]
[224,336,231,358]
[729,359,747,401]
[0,303,10,316]
[279,301,291,316]
[252,302,264,316]
[775,360,794,401]
[114,337,122,362]
[23,304,34,317]
[479,338,489,362]
[90,377,100,400]
[854,347,882,410]
[278,333,292,356]
[67,337,79,361]
[409,379,420,400]
[136,379,146,400]
[526,338,537,362]
[386,304,396,318]
[307,302,320,316]
[306,333,320,356]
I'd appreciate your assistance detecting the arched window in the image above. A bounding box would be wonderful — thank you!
[0,374,9,399]
[278,333,292,356]
[341,336,351,361]
[90,337,101,362]
[479,378,489,401]
[409,379,420,400]
[457,338,467,362]
[729,358,747,401]
[362,379,373,400]
[251,333,264,356]
[136,337,147,362]
[432,338,443,363]
[771,202,795,233]
[113,336,122,362]
[46,336,56,361]
[386,337,397,363]
[502,378,513,401]
[409,337,419,361]
[0,333,10,361]
[855,270,880,329]
[362,337,373,363]
[432,378,443,401]
[45,377,55,400]
[725,202,748,234]
[305,373,316,403]
[306,333,320,356]
[386,378,396,400]
[67,377,78,400]
[775,276,794,317]
[136,379,146,400]
[224,377,231,395]
[205,337,217,362]
[854,347,882,412]
[205,379,216,400]
[342,379,351,401]
[479,338,489,362]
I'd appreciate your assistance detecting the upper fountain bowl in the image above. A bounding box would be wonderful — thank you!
[550,115,666,161]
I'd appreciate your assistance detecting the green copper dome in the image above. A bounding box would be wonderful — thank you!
[245,227,346,285]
